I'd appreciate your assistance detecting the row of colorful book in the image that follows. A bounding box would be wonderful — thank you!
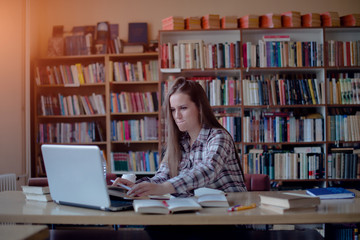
[161,13,359,30]
[39,93,105,116]
[327,114,360,142]
[327,73,360,105]
[242,74,324,106]
[243,39,324,68]
[35,63,105,86]
[243,148,325,180]
[160,41,241,69]
[111,117,158,142]
[328,152,360,179]
[243,111,324,143]
[111,151,159,172]
[38,121,105,143]
[110,91,158,113]
[326,40,360,67]
[112,60,158,82]
[217,116,241,143]
[325,223,360,240]
[161,77,242,107]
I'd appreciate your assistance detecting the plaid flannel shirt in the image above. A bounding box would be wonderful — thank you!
[138,125,247,196]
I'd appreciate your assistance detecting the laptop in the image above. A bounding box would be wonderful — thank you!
[41,144,133,211]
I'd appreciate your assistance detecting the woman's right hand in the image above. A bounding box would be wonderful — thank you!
[111,177,135,189]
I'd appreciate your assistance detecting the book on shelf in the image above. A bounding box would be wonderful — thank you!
[239,14,259,28]
[340,14,360,26]
[260,13,282,28]
[321,12,340,27]
[306,187,355,199]
[281,11,301,27]
[123,43,145,53]
[128,22,148,45]
[220,16,238,29]
[260,203,317,214]
[185,17,201,30]
[133,198,202,214]
[162,16,184,30]
[194,187,229,207]
[201,14,220,29]
[259,192,320,209]
[301,13,321,27]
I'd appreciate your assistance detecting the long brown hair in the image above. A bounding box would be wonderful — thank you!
[162,77,244,178]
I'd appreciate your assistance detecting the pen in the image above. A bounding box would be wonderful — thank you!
[227,203,256,212]
[110,180,131,191]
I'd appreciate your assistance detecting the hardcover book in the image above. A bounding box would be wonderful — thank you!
[194,187,229,207]
[128,22,148,45]
[259,192,320,208]
[306,187,355,199]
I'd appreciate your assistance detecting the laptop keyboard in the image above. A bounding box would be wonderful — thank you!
[110,199,133,207]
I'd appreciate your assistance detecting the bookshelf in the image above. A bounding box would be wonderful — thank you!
[32,52,160,177]
[158,27,360,188]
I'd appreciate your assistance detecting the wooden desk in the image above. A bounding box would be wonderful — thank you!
[0,224,49,240]
[0,191,359,225]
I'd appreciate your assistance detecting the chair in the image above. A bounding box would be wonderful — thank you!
[244,174,270,191]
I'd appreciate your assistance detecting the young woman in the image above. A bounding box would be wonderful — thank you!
[112,77,247,197]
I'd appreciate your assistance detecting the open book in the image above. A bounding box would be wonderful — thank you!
[133,198,202,214]
[194,187,229,207]
[107,185,171,200]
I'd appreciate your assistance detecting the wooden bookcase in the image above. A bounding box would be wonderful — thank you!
[158,27,360,188]
[31,52,160,177]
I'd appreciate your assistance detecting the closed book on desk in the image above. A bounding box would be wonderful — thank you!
[259,192,320,208]
[260,203,317,214]
[133,198,202,214]
[25,193,52,202]
[194,187,229,207]
[21,186,50,195]
[306,187,355,199]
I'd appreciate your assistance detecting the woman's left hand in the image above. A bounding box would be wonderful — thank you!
[127,182,175,197]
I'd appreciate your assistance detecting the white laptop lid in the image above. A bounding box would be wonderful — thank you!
[41,144,111,210]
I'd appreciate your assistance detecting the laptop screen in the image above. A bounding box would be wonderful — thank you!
[41,144,111,209]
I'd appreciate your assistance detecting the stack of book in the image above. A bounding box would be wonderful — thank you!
[185,17,201,30]
[281,11,301,27]
[260,13,282,28]
[220,16,238,29]
[162,16,184,30]
[340,14,360,26]
[321,12,340,27]
[259,192,320,214]
[201,14,220,29]
[239,15,259,28]
[301,13,321,27]
[21,186,52,202]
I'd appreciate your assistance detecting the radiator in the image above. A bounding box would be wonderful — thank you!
[0,173,16,191]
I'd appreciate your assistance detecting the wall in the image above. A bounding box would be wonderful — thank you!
[31,0,360,57]
[0,0,26,187]
[0,0,359,182]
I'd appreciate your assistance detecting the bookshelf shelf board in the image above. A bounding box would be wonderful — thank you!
[327,179,360,182]
[40,142,107,146]
[112,140,159,144]
[109,52,158,58]
[327,104,360,108]
[37,83,106,88]
[271,179,326,182]
[111,81,159,85]
[111,112,159,116]
[243,104,326,109]
[112,171,156,175]
[38,115,106,119]
[243,141,327,146]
